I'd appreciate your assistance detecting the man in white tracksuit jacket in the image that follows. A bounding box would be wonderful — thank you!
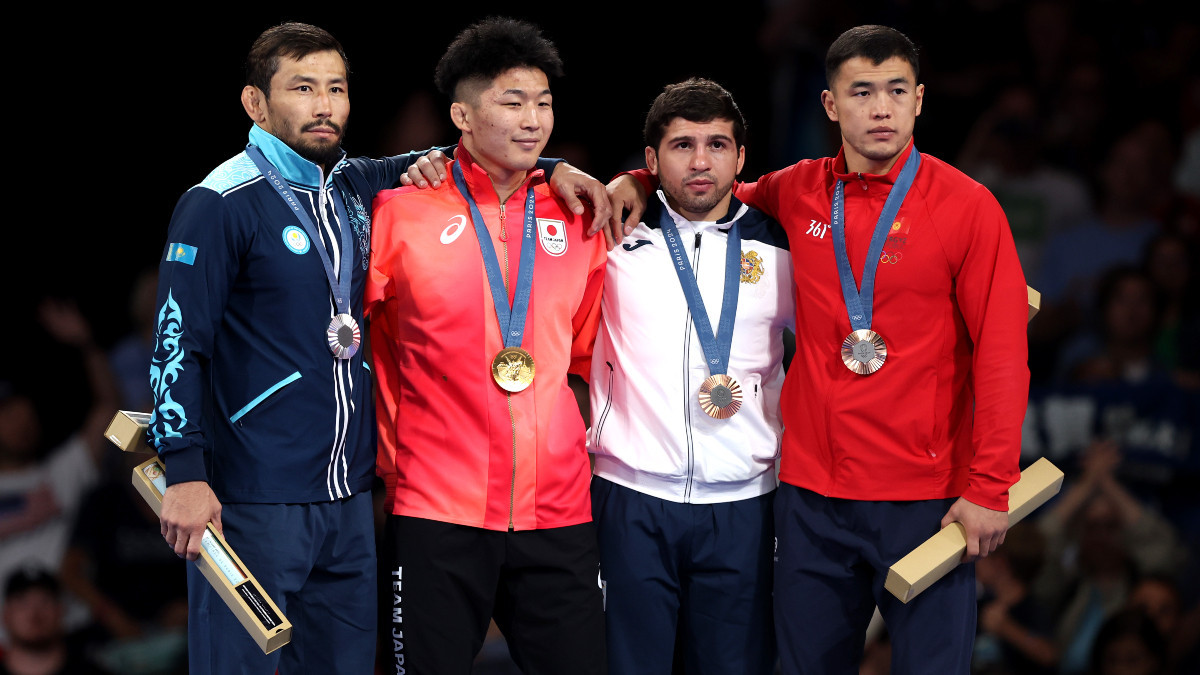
[586,77,795,675]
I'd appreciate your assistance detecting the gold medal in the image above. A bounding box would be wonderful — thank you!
[841,329,887,375]
[492,347,535,392]
[698,374,742,419]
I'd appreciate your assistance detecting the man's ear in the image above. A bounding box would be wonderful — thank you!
[644,146,659,176]
[241,86,267,124]
[450,102,471,134]
[821,89,838,123]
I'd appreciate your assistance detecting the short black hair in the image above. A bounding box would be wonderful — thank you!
[825,25,919,88]
[1094,264,1164,321]
[246,22,349,98]
[4,565,60,600]
[1089,608,1167,674]
[434,16,564,103]
[995,521,1045,585]
[643,78,747,151]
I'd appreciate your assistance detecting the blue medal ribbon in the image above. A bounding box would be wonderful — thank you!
[830,149,921,330]
[246,145,354,317]
[451,161,537,349]
[656,199,741,377]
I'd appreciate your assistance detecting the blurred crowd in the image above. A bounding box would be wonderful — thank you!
[4,1,1200,673]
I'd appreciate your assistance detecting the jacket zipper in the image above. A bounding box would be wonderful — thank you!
[317,182,341,288]
[499,203,519,530]
[317,180,351,498]
[682,232,702,503]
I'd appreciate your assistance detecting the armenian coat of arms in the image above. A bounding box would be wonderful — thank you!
[740,250,764,284]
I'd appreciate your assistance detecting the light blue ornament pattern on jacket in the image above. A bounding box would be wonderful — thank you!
[149,290,187,443]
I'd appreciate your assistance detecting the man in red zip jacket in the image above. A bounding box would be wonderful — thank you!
[612,24,1029,674]
[367,17,607,675]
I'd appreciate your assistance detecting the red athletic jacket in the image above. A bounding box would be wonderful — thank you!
[633,140,1029,509]
[755,141,1028,510]
[366,147,607,531]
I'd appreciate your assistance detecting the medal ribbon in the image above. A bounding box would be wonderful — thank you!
[246,145,353,317]
[656,200,741,377]
[830,148,921,330]
[451,161,537,349]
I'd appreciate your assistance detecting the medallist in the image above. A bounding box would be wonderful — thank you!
[611,25,1030,674]
[148,21,604,674]
[587,78,793,674]
[366,17,608,674]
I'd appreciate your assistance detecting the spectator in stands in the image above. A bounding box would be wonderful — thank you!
[0,565,113,675]
[58,448,188,674]
[0,299,116,646]
[106,268,157,413]
[1036,125,1167,366]
[973,521,1058,674]
[1139,231,1200,388]
[1088,607,1168,675]
[1033,440,1187,674]
[1126,575,1183,649]
[956,83,1093,278]
[1057,266,1168,386]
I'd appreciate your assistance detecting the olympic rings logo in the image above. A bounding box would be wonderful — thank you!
[879,251,903,264]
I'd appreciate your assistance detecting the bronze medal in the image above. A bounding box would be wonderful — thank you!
[841,329,887,375]
[492,347,535,392]
[698,374,742,419]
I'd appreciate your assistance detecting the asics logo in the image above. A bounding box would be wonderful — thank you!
[441,215,468,244]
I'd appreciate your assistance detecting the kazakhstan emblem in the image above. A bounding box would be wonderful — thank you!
[740,250,764,284]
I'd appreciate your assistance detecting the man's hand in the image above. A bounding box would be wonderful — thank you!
[399,149,450,189]
[605,174,647,247]
[161,480,223,561]
[549,163,615,249]
[38,298,93,348]
[978,600,1011,635]
[0,483,61,538]
[941,497,1008,562]
[1079,439,1121,481]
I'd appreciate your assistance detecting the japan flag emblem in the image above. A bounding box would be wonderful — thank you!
[537,218,567,256]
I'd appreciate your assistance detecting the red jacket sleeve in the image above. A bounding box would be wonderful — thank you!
[366,196,401,507]
[949,183,1030,511]
[568,238,608,381]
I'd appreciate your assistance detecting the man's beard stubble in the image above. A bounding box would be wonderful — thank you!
[293,120,347,169]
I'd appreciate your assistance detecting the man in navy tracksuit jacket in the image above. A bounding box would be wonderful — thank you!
[147,22,588,674]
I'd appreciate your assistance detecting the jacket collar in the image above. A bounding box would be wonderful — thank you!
[247,124,347,190]
[452,141,546,205]
[646,190,750,233]
[831,137,917,186]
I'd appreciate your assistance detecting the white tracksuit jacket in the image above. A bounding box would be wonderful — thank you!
[588,191,795,503]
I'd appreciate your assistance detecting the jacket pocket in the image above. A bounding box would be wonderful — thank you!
[229,372,302,425]
[592,362,616,442]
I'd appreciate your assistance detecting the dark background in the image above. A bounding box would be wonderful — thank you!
[7,5,1200,672]
[10,0,1200,440]
[25,0,1146,346]
[38,3,780,342]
